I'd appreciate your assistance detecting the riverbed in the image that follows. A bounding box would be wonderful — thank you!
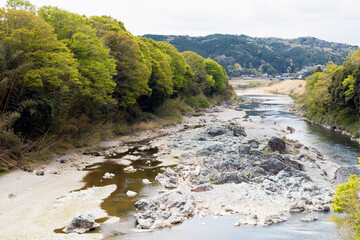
[99,90,359,239]
[0,90,358,239]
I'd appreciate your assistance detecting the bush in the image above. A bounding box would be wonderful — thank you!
[155,97,193,119]
[331,173,360,239]
[186,95,210,109]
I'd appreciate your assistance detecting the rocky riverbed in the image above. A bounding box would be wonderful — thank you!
[131,103,340,230]
[0,91,348,239]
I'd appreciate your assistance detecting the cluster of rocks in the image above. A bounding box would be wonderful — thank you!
[134,191,195,229]
[141,122,336,228]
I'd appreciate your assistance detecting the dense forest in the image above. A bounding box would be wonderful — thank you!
[144,34,358,77]
[0,0,234,170]
[298,48,360,136]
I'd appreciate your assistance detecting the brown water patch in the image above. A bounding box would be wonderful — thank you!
[54,227,65,233]
[80,142,164,218]
[96,217,109,223]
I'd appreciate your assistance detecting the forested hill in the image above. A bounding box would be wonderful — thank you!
[143,34,358,76]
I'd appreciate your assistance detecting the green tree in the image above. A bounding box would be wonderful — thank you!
[38,6,116,104]
[157,42,193,94]
[0,9,80,111]
[182,51,214,95]
[6,0,36,12]
[0,8,81,137]
[90,16,152,107]
[136,37,174,109]
[331,174,360,240]
[204,59,227,92]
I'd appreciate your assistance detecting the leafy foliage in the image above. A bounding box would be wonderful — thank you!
[331,174,360,239]
[204,59,227,92]
[298,49,360,134]
[38,6,116,104]
[90,16,152,107]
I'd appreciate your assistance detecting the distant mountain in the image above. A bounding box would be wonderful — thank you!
[143,34,358,77]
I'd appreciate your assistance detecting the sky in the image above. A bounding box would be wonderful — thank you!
[2,0,360,46]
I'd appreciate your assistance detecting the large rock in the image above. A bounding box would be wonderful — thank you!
[268,136,286,153]
[134,191,195,229]
[239,145,251,154]
[64,213,100,234]
[134,198,159,211]
[300,214,318,222]
[335,166,360,184]
[259,158,287,175]
[262,214,287,226]
[156,167,178,188]
[207,127,227,137]
[226,124,247,137]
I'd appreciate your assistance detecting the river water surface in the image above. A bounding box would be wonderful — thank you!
[83,92,360,239]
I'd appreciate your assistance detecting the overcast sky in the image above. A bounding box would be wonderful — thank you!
[2,0,360,46]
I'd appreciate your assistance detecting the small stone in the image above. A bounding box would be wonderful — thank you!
[142,179,151,184]
[103,172,115,179]
[35,170,45,176]
[126,190,137,197]
[262,214,287,226]
[124,166,137,173]
[290,205,305,213]
[300,214,318,222]
[23,165,33,172]
[8,193,15,198]
[200,222,206,226]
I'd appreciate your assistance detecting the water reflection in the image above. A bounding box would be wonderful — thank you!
[119,213,337,240]
[237,94,360,166]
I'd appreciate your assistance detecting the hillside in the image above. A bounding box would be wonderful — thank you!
[143,34,358,77]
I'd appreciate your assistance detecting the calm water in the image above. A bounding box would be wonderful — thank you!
[74,93,360,239]
[236,94,360,166]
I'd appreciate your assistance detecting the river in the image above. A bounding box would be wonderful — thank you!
[84,91,359,239]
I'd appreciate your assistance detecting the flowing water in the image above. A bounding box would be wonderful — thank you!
[74,92,360,239]
[236,93,360,166]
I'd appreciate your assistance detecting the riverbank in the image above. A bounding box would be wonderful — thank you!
[259,79,360,143]
[292,108,360,143]
[0,90,343,239]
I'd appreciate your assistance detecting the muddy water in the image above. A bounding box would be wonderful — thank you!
[80,143,164,218]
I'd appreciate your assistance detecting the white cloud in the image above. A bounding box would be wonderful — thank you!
[1,0,359,45]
